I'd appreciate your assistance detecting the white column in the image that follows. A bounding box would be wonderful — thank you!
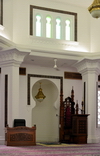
[7,66,20,126]
[0,48,29,144]
[61,19,66,40]
[75,59,100,143]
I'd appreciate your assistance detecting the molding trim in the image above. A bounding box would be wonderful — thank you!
[30,36,79,51]
[5,75,8,127]
[0,0,3,25]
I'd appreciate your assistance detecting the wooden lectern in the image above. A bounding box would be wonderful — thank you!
[5,125,36,146]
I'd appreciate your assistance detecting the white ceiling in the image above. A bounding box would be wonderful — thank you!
[24,55,78,70]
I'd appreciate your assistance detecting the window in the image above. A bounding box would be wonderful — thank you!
[30,5,77,41]
[36,15,41,37]
[98,89,100,126]
[46,16,51,38]
[65,20,70,41]
[56,18,61,39]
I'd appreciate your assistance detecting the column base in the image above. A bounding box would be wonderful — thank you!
[87,135,100,143]
[0,136,5,145]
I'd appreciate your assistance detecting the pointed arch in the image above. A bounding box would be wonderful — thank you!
[56,17,61,39]
[46,16,52,38]
[65,19,71,40]
[36,14,42,37]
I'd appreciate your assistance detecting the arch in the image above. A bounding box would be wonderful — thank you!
[56,17,61,39]
[65,19,71,40]
[46,16,52,38]
[27,74,63,143]
[36,14,42,37]
[27,74,63,106]
[31,79,60,142]
[32,79,59,109]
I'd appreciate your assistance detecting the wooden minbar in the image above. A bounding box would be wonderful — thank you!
[5,125,36,146]
[59,87,89,144]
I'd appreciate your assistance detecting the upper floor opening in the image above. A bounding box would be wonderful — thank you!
[30,5,77,42]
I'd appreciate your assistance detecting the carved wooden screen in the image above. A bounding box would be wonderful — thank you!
[63,97,72,129]
[59,87,75,143]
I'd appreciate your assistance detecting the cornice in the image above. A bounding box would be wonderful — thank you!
[74,58,100,75]
[0,36,15,50]
[0,48,30,67]
[1,36,100,66]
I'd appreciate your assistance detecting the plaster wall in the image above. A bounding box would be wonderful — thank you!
[3,0,90,52]
[21,63,83,107]
[90,17,100,52]
[18,63,82,142]
[3,0,13,40]
[0,0,100,144]
[0,62,99,143]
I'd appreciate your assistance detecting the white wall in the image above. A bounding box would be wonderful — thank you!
[22,63,82,104]
[0,0,93,144]
[63,79,82,112]
[18,63,82,142]
[3,0,90,52]
[3,0,13,40]
[90,16,100,52]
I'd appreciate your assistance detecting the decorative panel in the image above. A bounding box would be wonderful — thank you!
[19,67,26,75]
[10,133,33,142]
[78,120,87,134]
[64,72,82,80]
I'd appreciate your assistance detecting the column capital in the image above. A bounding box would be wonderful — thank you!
[0,48,30,67]
[75,58,100,76]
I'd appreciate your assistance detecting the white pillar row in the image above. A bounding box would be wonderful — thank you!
[0,48,29,142]
[75,58,100,143]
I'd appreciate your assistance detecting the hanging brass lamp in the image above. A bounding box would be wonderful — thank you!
[35,82,46,102]
[88,0,100,18]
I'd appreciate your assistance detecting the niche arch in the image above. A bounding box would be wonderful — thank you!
[27,74,63,142]
[32,79,59,109]
[27,74,63,106]
[31,79,60,142]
